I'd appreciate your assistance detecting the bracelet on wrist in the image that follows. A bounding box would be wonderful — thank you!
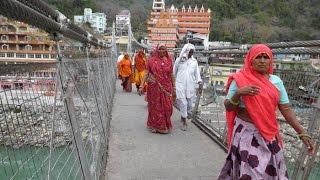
[297,133,311,140]
[229,98,239,105]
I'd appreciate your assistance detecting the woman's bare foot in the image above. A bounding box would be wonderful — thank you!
[181,117,187,131]
[158,129,169,134]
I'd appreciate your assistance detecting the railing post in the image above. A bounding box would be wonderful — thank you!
[291,101,320,179]
[47,33,63,180]
[191,63,209,120]
[301,102,320,179]
[64,80,91,180]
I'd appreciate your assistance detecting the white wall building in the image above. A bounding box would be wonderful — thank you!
[116,10,131,36]
[74,8,106,33]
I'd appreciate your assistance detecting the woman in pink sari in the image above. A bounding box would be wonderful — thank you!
[139,44,175,133]
[218,44,315,179]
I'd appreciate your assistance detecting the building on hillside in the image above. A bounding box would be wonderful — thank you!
[176,5,211,41]
[103,35,129,53]
[74,8,106,33]
[148,12,178,49]
[147,0,211,49]
[116,10,131,36]
[275,52,310,62]
[0,16,57,91]
[0,16,56,63]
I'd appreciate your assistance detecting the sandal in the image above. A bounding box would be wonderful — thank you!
[150,129,157,133]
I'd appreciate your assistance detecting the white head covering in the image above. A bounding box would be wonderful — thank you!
[179,43,195,60]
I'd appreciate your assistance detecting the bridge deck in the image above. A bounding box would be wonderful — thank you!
[105,81,226,180]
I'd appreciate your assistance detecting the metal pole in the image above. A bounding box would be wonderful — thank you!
[127,23,132,55]
[47,34,62,180]
[64,80,91,180]
[302,103,320,179]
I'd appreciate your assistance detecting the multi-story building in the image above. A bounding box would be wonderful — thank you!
[149,12,178,49]
[0,16,56,63]
[176,5,211,40]
[0,16,57,90]
[147,0,211,49]
[116,10,131,36]
[74,8,107,33]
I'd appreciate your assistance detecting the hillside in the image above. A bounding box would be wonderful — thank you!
[45,0,320,43]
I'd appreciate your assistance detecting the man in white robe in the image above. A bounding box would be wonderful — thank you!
[174,43,202,131]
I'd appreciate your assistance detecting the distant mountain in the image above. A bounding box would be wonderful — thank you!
[45,0,320,43]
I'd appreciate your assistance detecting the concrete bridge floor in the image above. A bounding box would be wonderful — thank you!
[106,81,226,180]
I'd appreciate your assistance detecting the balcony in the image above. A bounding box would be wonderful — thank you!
[178,23,210,28]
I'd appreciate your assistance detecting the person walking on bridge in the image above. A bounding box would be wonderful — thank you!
[174,43,203,131]
[117,52,124,79]
[218,44,315,180]
[118,53,132,92]
[139,44,175,134]
[133,49,147,93]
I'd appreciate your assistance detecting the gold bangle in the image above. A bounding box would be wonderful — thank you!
[298,133,311,140]
[229,99,239,105]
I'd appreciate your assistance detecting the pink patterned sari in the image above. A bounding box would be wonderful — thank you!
[146,47,173,133]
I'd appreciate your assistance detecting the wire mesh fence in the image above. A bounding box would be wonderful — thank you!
[0,46,116,179]
[193,64,320,179]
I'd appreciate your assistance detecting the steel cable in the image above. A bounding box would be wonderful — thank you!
[17,0,60,21]
[174,40,320,52]
[0,0,61,33]
[0,0,108,48]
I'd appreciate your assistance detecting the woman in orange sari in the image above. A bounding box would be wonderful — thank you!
[134,49,147,93]
[139,44,175,133]
[118,53,132,92]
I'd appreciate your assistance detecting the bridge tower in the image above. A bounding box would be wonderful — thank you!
[112,22,117,56]
[152,0,165,12]
[127,22,132,55]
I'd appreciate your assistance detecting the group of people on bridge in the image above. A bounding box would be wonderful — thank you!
[117,43,315,179]
[117,43,202,132]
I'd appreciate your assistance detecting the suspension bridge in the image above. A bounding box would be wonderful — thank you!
[0,1,319,180]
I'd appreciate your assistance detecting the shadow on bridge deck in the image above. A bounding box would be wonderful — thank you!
[105,81,226,180]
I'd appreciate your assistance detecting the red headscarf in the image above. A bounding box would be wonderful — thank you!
[135,50,146,72]
[225,44,281,148]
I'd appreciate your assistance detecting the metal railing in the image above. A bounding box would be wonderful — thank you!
[0,47,117,180]
[0,0,118,179]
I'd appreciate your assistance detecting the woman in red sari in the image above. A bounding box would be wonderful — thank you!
[139,44,175,133]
